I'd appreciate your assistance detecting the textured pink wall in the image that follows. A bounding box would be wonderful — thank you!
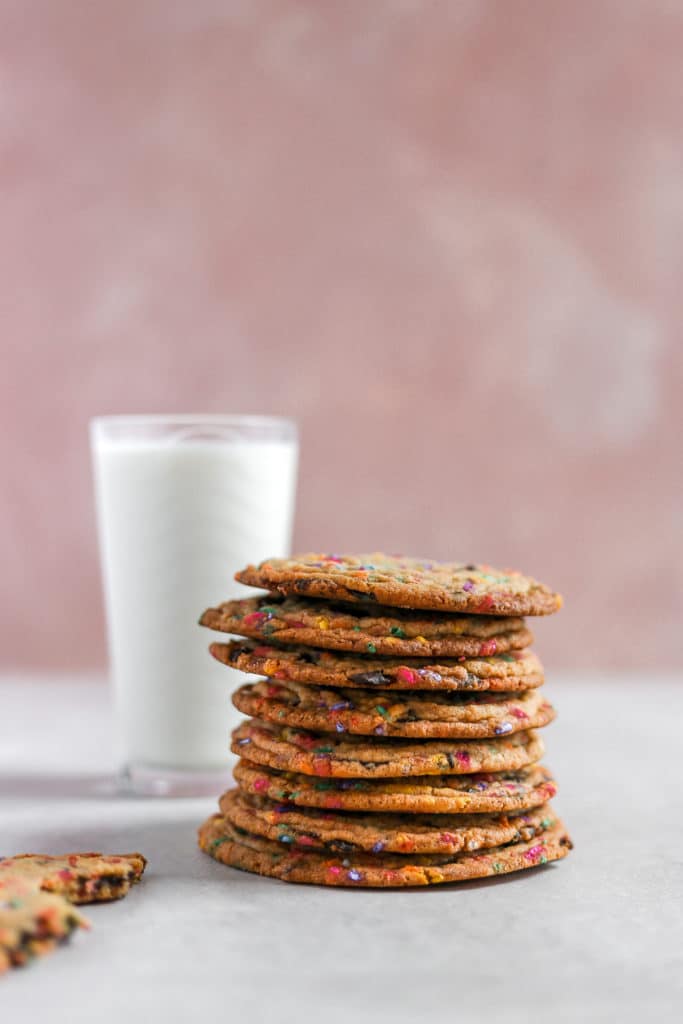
[1,1,681,671]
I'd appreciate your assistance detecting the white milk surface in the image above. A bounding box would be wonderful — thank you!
[92,437,298,769]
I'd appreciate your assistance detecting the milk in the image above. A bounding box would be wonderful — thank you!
[91,418,298,778]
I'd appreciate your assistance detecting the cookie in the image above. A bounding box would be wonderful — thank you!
[232,718,545,778]
[200,595,534,657]
[211,640,544,692]
[198,814,572,887]
[220,788,560,855]
[0,876,89,972]
[0,852,147,904]
[234,554,562,616]
[232,678,555,739]
[233,759,557,814]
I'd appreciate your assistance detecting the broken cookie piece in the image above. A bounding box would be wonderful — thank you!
[0,852,147,904]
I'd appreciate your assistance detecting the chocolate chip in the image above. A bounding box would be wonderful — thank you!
[349,671,391,686]
[396,710,419,722]
[328,840,356,854]
[298,650,320,665]
[343,587,378,601]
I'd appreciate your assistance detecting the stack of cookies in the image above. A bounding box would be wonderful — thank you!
[198,554,572,888]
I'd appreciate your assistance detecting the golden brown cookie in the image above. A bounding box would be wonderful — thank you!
[198,813,572,887]
[220,788,560,855]
[211,640,544,692]
[232,678,555,739]
[233,758,558,814]
[232,718,545,778]
[235,554,562,616]
[0,876,89,972]
[0,853,147,904]
[200,595,534,657]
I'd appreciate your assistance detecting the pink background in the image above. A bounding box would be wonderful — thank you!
[1,1,681,671]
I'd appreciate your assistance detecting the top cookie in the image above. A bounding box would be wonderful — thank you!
[235,554,562,616]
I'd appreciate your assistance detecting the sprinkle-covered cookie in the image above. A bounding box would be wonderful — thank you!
[198,814,572,887]
[232,678,555,740]
[234,554,562,616]
[233,759,558,814]
[0,876,89,973]
[200,595,534,657]
[0,853,147,904]
[220,788,560,855]
[211,640,544,693]
[232,718,545,778]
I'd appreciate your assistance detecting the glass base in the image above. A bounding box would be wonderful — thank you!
[118,762,232,798]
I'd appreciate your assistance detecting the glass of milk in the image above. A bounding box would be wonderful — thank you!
[90,414,298,796]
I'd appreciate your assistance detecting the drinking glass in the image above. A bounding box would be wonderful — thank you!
[90,414,298,795]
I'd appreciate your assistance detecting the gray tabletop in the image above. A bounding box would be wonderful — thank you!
[1,674,681,1022]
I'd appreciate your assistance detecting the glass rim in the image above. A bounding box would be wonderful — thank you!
[90,413,297,441]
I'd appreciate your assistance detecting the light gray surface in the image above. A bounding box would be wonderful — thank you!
[1,674,682,1022]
